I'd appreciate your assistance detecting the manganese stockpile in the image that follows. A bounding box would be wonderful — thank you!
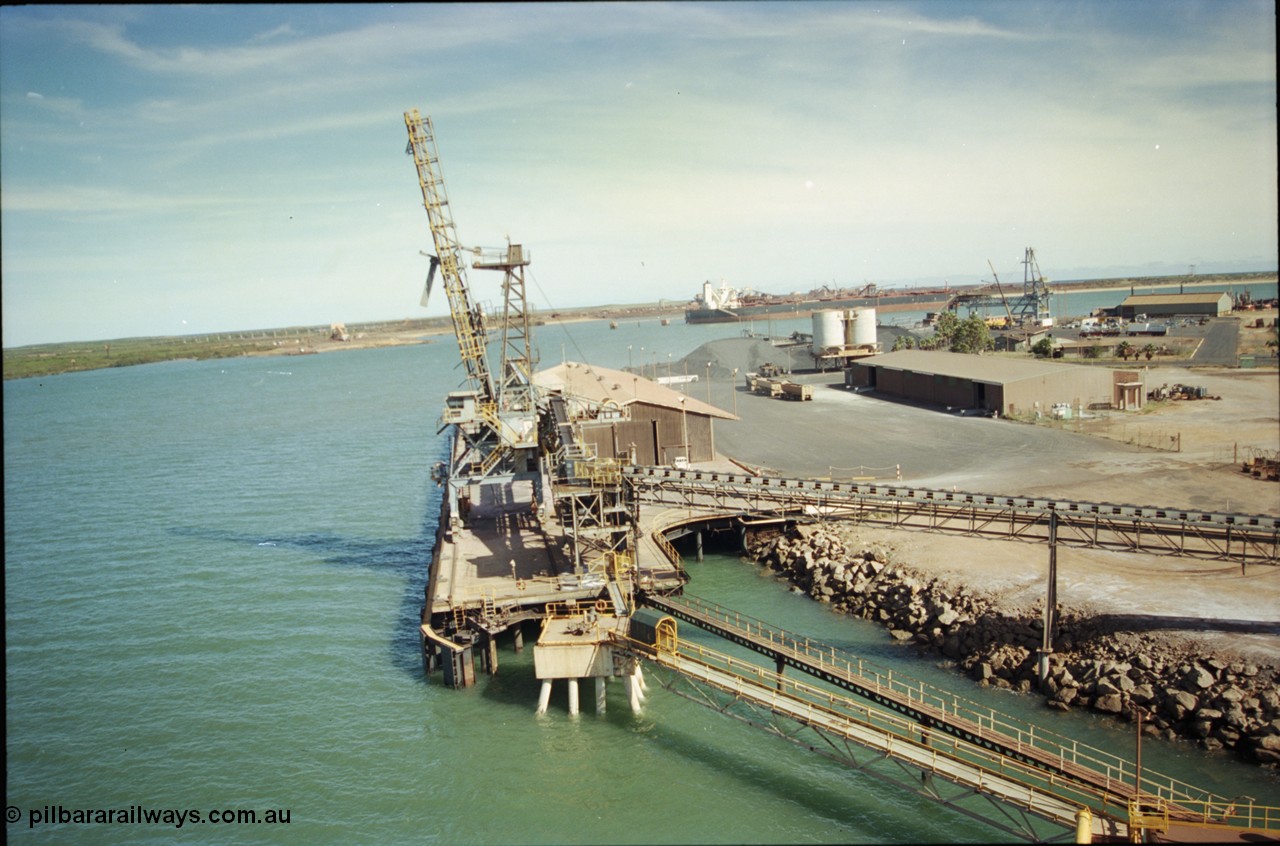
[746,524,1280,767]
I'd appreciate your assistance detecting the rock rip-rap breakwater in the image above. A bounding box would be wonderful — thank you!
[744,524,1280,767]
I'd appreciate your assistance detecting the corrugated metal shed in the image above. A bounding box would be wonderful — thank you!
[534,361,736,419]
[852,350,1083,385]
[1119,292,1231,317]
[846,349,1144,415]
[535,361,735,464]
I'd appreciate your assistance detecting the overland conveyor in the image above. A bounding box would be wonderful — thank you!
[612,627,1127,840]
[611,615,1280,841]
[644,593,1218,811]
[622,465,1280,565]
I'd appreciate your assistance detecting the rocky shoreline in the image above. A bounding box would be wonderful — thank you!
[744,523,1280,767]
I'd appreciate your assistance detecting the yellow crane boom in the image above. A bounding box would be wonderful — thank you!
[404,109,496,403]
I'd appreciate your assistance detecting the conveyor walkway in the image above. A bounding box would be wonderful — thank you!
[624,465,1280,565]
[617,598,1280,842]
[647,594,1202,808]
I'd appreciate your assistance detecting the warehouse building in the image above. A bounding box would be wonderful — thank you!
[1118,291,1231,319]
[845,350,1144,417]
[535,361,736,464]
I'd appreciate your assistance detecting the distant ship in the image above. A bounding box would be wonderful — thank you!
[685,280,958,324]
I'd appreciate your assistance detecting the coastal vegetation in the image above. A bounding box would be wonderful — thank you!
[2,299,693,381]
[3,321,430,381]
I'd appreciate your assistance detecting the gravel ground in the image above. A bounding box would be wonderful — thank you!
[688,338,1280,664]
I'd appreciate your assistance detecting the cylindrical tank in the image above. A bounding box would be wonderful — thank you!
[850,308,877,346]
[812,310,844,354]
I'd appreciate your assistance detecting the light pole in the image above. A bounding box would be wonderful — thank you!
[628,345,633,371]
[706,362,712,403]
[731,368,738,415]
[679,396,688,463]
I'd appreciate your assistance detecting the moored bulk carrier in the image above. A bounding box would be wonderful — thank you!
[685,279,958,324]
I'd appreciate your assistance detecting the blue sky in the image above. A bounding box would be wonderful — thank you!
[1,2,1275,347]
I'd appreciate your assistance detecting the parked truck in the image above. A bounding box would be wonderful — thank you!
[754,378,783,398]
[780,381,813,401]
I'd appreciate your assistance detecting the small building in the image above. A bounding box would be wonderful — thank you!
[993,327,1052,353]
[535,361,736,465]
[845,349,1144,416]
[1118,292,1231,319]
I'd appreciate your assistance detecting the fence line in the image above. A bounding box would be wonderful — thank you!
[1043,418,1182,452]
[1212,443,1279,465]
[828,464,902,481]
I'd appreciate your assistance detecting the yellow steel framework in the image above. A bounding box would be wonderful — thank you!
[404,109,494,401]
[405,109,542,489]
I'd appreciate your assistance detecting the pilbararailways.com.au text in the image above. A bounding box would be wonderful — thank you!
[8,805,291,829]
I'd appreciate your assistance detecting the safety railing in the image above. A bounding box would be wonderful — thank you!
[657,593,1226,809]
[626,632,1131,829]
[1129,797,1280,835]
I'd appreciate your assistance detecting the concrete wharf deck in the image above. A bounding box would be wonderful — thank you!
[419,474,686,684]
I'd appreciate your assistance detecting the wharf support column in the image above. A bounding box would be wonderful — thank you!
[536,677,609,716]
[422,623,476,688]
[443,644,475,688]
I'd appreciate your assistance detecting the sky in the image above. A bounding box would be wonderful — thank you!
[1,2,1275,348]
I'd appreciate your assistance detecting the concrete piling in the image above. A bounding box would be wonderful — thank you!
[536,680,553,715]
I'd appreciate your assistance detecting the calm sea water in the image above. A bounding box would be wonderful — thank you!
[5,315,1277,844]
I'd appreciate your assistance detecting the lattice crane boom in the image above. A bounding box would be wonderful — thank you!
[404,109,496,403]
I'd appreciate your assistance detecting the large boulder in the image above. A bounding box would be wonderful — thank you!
[1181,665,1216,692]
[1095,693,1125,714]
[1164,689,1199,721]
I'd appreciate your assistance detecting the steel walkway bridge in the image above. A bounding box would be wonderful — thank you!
[615,595,1280,842]
[623,465,1280,565]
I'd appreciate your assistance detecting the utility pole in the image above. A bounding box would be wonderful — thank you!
[679,396,688,463]
[1038,509,1059,688]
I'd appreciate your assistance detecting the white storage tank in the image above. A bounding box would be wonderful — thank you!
[850,308,877,346]
[812,310,844,354]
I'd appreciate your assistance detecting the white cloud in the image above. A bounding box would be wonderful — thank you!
[1,3,1274,347]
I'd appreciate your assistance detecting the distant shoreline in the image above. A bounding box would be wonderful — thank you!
[5,272,1275,380]
[1050,275,1277,296]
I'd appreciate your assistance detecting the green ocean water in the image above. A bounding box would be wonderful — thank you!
[5,320,1276,844]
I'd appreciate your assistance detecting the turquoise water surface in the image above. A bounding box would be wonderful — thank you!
[5,321,1276,844]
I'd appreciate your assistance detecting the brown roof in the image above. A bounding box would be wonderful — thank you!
[534,361,737,420]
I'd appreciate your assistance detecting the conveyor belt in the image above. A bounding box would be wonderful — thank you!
[623,465,1279,564]
[613,614,1280,840]
[644,593,1213,809]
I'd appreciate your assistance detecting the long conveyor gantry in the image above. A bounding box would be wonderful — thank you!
[623,465,1280,565]
[612,599,1280,841]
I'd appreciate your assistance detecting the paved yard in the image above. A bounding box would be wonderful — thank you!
[705,359,1279,662]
